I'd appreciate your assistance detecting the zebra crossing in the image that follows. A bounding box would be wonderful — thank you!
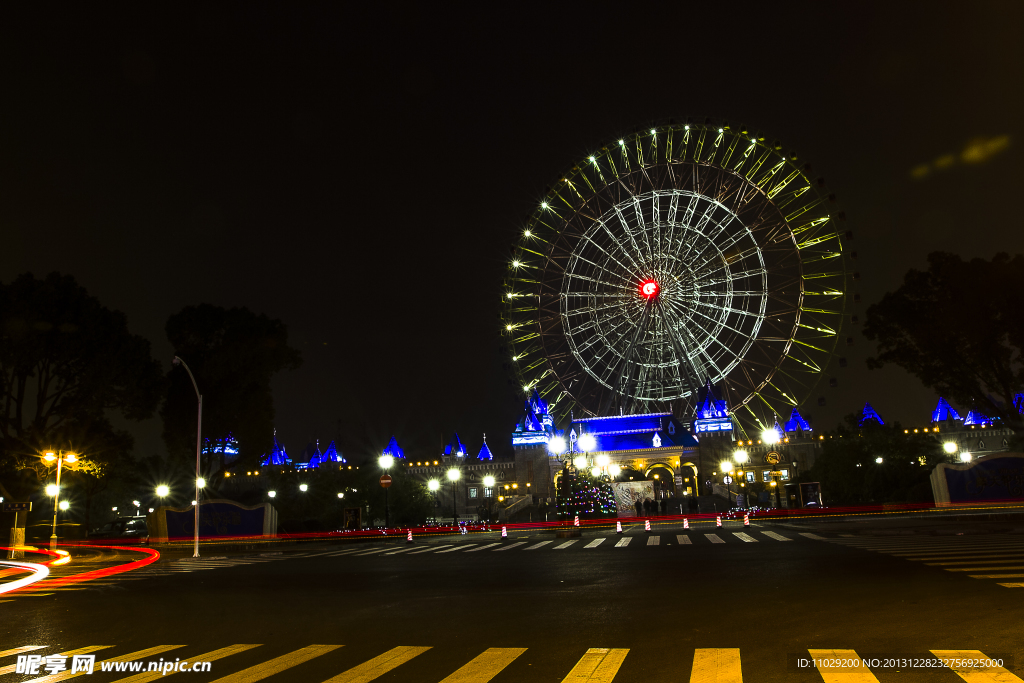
[826,534,1024,589]
[1,643,1017,682]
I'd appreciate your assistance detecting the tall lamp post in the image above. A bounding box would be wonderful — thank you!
[378,454,394,528]
[446,468,460,523]
[733,449,749,508]
[43,450,77,550]
[172,356,203,558]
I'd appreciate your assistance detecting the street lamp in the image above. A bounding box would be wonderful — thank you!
[299,484,308,492]
[132,500,141,516]
[42,451,77,550]
[268,490,277,498]
[446,468,460,523]
[156,485,170,498]
[762,428,781,445]
[378,454,394,529]
[172,355,203,559]
[959,451,972,463]
[58,500,70,511]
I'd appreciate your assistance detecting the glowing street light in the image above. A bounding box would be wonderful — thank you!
[573,455,588,470]
[875,457,884,464]
[299,484,308,492]
[45,484,59,496]
[58,500,70,511]
[483,475,496,488]
[959,452,973,463]
[42,450,77,550]
[267,490,277,498]
[578,434,597,452]
[427,479,440,492]
[733,450,749,464]
[720,460,733,472]
[761,428,781,445]
[547,437,566,454]
[378,453,395,528]
[156,485,170,498]
[337,492,344,499]
[196,477,206,489]
[943,442,957,454]
[609,464,622,477]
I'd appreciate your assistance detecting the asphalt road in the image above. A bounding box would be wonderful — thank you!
[2,518,1023,682]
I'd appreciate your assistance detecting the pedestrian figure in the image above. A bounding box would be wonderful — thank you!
[643,498,652,516]
[634,498,643,517]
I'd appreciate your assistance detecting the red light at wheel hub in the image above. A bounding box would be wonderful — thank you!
[640,280,659,298]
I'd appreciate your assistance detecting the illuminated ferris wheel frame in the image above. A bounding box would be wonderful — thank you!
[501,121,851,432]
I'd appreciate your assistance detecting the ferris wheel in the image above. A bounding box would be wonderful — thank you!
[501,120,851,432]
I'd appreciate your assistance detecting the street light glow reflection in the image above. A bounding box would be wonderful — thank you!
[483,476,495,487]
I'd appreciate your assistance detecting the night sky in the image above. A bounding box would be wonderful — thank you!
[1,4,1021,463]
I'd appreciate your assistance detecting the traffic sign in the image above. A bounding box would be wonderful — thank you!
[723,476,733,484]
[379,474,393,488]
[2,502,31,512]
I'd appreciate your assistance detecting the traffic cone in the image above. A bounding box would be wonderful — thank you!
[683,518,689,529]
[716,515,722,527]
[616,521,623,534]
[574,515,580,527]
[645,519,651,533]
[501,526,507,538]
[743,513,750,528]
[406,530,413,543]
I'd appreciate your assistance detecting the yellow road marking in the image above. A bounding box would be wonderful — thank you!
[690,648,742,682]
[968,574,1024,579]
[930,649,1024,682]
[561,648,629,682]
[322,646,429,682]
[0,646,45,658]
[0,646,111,676]
[997,582,1024,587]
[806,649,878,682]
[926,560,1024,565]
[209,645,341,683]
[25,646,183,683]
[109,644,261,683]
[439,647,527,683]
[945,567,1024,572]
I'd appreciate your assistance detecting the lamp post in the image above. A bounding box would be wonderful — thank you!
[446,468,460,523]
[378,454,394,529]
[172,356,203,558]
[483,475,495,520]
[733,450,749,509]
[43,450,77,550]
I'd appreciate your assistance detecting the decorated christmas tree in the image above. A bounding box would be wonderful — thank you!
[557,467,617,518]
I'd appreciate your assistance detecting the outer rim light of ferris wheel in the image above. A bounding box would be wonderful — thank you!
[641,280,659,297]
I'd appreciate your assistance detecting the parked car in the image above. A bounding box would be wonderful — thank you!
[88,516,149,544]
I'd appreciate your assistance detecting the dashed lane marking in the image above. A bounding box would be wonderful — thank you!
[561,647,629,683]
[24,645,184,683]
[438,647,527,683]
[206,645,340,683]
[322,645,430,683]
[967,573,1024,579]
[930,649,1024,682]
[0,646,45,658]
[806,649,879,682]
[690,648,742,683]
[705,534,725,544]
[464,543,502,553]
[0,647,112,677]
[407,545,451,554]
[110,644,262,683]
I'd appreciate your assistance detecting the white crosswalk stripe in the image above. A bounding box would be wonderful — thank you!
[705,534,725,544]
[524,541,552,550]
[492,542,526,551]
[615,537,631,547]
[464,543,502,552]
[733,532,757,543]
[676,535,692,544]
[761,531,791,541]
[554,540,577,549]
[585,539,605,548]
[647,536,660,545]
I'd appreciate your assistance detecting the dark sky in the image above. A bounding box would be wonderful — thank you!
[1,3,1021,463]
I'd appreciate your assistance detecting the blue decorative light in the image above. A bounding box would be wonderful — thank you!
[444,433,467,457]
[963,410,991,426]
[477,435,494,461]
[931,397,962,423]
[320,440,346,464]
[383,435,405,459]
[259,431,292,467]
[694,379,728,419]
[783,409,812,432]
[1015,393,1024,415]
[859,403,885,426]
[570,413,698,451]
